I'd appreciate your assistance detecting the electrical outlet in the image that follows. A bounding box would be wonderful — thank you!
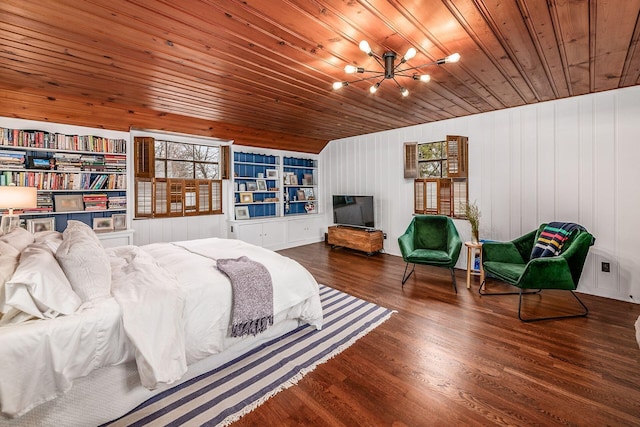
[383,233,387,239]
[601,262,610,273]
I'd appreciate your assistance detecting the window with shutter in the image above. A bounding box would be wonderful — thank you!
[133,136,224,218]
[414,135,469,219]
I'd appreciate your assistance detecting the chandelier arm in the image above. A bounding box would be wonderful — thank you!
[396,62,440,73]
[393,72,418,78]
[343,74,386,84]
[370,55,386,70]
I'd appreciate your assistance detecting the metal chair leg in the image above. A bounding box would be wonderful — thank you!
[449,268,457,294]
[518,290,589,322]
[478,279,540,296]
[401,263,415,287]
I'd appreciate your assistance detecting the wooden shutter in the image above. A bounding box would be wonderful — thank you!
[438,178,452,216]
[414,179,438,214]
[135,178,153,218]
[415,178,453,215]
[154,178,169,217]
[134,137,155,178]
[211,180,222,214]
[415,179,425,213]
[168,179,184,216]
[446,135,468,178]
[452,179,468,218]
[404,142,418,179]
[220,145,231,180]
[184,179,198,215]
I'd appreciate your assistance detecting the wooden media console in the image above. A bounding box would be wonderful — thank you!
[327,225,384,255]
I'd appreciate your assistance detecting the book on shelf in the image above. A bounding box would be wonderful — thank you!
[83,193,108,211]
[108,195,127,209]
[0,128,127,154]
[0,149,26,168]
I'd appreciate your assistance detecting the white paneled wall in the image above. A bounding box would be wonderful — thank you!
[132,215,229,245]
[319,86,640,303]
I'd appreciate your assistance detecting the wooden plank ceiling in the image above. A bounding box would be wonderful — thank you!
[1,0,639,153]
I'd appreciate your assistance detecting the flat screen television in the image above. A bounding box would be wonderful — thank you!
[332,195,375,229]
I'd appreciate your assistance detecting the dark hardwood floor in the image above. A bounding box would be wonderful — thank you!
[234,242,640,426]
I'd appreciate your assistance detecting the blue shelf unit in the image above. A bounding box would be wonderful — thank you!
[283,156,317,216]
[233,151,280,220]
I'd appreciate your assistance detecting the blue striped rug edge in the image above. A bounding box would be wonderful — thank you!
[216,289,395,426]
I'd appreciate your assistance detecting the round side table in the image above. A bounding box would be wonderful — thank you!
[464,241,483,289]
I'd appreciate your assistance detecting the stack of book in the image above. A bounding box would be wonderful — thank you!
[108,195,126,210]
[83,194,108,211]
[0,150,26,170]
[34,193,54,213]
[80,154,106,172]
[53,153,83,171]
[104,154,126,172]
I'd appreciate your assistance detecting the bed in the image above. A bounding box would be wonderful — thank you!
[0,222,323,426]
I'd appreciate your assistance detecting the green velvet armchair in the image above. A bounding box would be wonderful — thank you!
[481,223,595,321]
[398,215,462,293]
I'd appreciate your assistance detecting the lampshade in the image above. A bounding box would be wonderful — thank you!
[0,186,38,210]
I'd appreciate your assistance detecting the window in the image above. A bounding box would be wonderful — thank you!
[413,136,468,218]
[154,140,220,179]
[418,140,447,178]
[134,136,225,218]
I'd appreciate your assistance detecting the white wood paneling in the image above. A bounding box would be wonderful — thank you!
[320,86,640,303]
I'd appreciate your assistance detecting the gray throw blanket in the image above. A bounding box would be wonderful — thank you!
[216,256,274,337]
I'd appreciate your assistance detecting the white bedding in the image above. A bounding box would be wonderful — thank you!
[0,236,323,420]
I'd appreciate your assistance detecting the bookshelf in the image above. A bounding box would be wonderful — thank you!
[229,148,321,250]
[233,151,280,220]
[283,156,317,216]
[0,127,129,236]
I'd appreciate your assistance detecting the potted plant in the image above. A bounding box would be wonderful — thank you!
[465,201,480,243]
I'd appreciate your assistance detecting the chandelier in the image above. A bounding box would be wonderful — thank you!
[332,40,460,97]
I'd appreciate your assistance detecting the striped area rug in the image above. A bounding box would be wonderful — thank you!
[107,285,394,427]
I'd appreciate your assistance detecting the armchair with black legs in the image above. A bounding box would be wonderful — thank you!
[480,222,595,322]
[398,215,462,293]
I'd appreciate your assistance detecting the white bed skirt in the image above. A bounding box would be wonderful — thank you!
[0,319,299,427]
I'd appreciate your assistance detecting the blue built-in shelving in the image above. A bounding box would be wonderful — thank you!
[232,150,319,221]
[283,156,317,217]
[233,151,280,220]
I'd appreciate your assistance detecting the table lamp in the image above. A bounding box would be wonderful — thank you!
[0,186,38,234]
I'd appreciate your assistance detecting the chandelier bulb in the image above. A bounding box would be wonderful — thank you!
[370,83,380,94]
[332,81,346,90]
[420,74,431,82]
[344,65,357,74]
[445,53,461,63]
[359,40,372,55]
[401,87,409,97]
[403,47,417,61]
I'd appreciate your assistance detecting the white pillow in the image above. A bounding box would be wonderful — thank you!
[35,230,64,253]
[3,242,81,320]
[63,220,100,244]
[0,241,21,316]
[56,226,111,302]
[0,227,34,252]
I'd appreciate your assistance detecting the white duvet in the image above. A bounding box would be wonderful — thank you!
[0,238,323,418]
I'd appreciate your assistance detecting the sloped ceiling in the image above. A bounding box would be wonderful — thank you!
[1,0,639,153]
